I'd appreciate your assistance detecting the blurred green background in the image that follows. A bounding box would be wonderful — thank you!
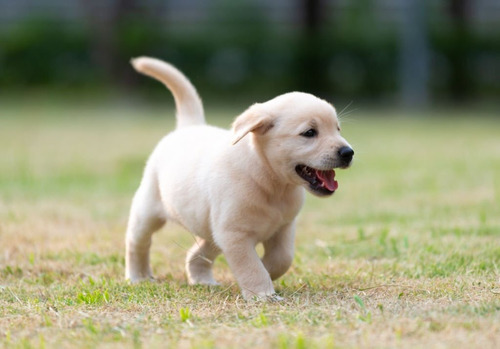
[1,5,499,346]
[0,0,499,109]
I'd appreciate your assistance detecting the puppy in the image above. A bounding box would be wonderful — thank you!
[125,57,354,300]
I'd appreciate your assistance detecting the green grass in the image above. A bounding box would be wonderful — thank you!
[0,100,499,348]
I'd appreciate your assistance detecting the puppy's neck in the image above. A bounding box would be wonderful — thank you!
[239,135,296,197]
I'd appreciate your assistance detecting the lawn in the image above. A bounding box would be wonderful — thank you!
[0,99,499,348]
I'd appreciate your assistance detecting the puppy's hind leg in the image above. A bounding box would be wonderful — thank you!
[125,169,166,282]
[185,237,221,286]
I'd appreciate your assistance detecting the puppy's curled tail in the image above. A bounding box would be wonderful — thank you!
[131,57,204,128]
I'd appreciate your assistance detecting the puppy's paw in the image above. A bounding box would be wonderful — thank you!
[243,292,284,303]
[190,279,221,287]
[127,275,155,284]
[187,275,220,286]
[267,293,284,302]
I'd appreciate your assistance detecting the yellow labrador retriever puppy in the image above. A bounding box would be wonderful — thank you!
[125,57,354,300]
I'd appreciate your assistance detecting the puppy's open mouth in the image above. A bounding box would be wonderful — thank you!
[295,165,338,196]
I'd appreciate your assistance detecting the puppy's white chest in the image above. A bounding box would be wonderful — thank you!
[243,189,304,242]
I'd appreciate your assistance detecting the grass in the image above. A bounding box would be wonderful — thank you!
[0,99,499,348]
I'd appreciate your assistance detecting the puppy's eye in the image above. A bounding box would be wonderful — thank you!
[301,129,317,138]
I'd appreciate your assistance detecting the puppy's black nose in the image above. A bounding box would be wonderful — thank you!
[338,146,354,163]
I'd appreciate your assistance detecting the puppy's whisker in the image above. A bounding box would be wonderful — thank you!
[338,117,359,124]
[338,108,359,121]
[337,101,354,118]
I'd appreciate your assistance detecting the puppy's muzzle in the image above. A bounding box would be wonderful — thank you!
[338,146,354,167]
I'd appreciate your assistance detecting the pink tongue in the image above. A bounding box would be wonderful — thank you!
[316,170,338,191]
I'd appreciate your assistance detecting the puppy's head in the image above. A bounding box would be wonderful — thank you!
[232,92,353,196]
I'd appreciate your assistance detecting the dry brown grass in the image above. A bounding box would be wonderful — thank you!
[1,102,499,348]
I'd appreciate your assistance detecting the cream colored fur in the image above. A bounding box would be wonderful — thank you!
[125,57,353,300]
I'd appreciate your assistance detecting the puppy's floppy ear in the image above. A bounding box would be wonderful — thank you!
[231,104,274,145]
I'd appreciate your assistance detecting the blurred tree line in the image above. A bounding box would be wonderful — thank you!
[0,0,499,106]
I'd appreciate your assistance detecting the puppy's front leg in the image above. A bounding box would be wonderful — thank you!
[262,222,296,281]
[219,234,275,300]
